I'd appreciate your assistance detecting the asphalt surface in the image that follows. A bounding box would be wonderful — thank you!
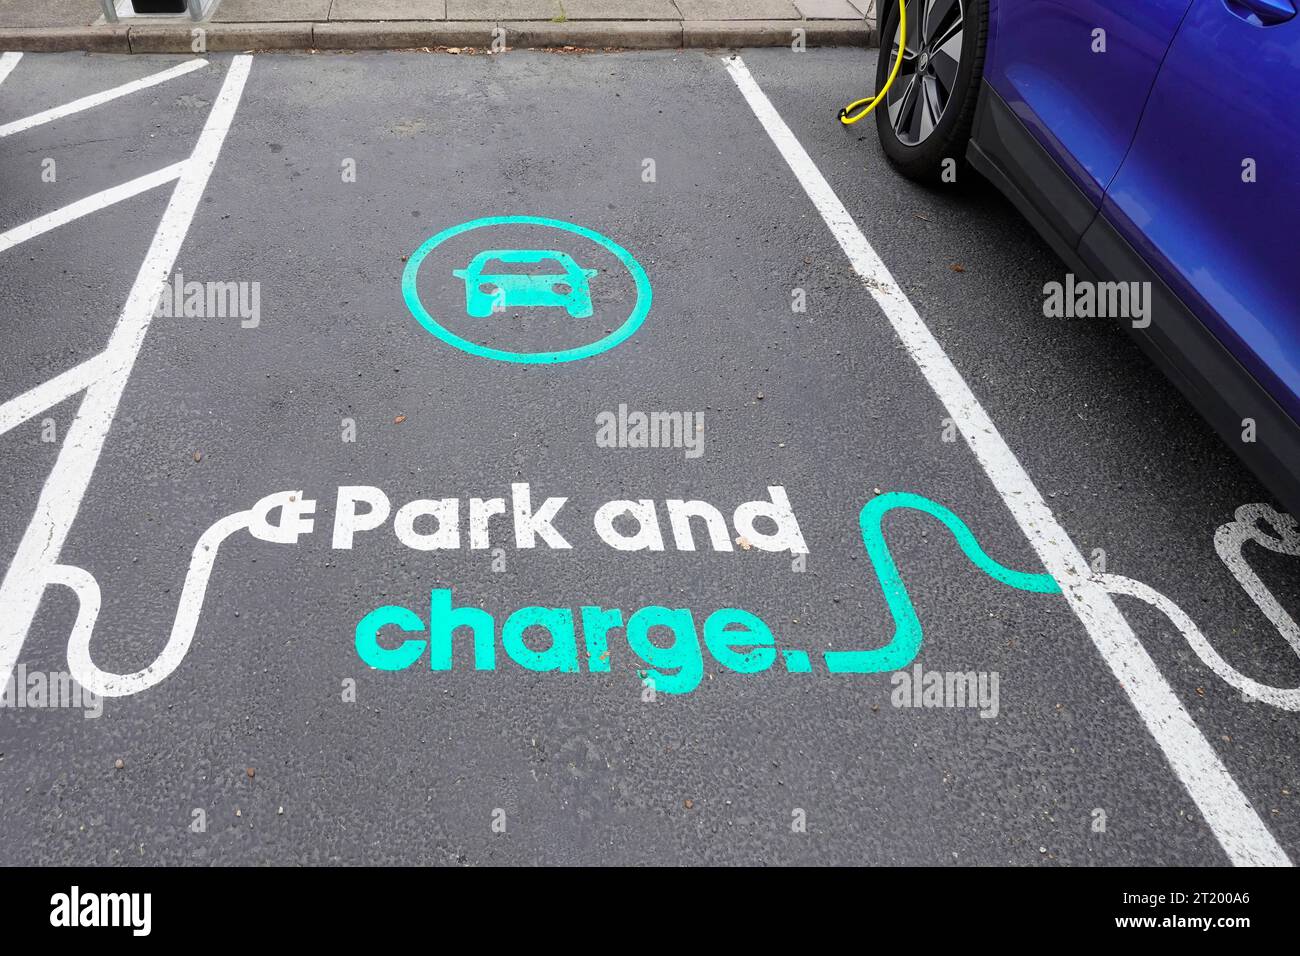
[0,48,1297,866]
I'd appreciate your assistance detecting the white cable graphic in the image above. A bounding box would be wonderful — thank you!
[1215,503,1300,654]
[45,490,314,698]
[1098,503,1300,710]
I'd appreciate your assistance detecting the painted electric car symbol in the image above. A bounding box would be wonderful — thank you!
[453,249,599,318]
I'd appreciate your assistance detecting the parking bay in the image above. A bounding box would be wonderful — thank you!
[0,49,1295,865]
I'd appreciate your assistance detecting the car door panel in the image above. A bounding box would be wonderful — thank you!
[1101,0,1300,424]
[986,0,1193,205]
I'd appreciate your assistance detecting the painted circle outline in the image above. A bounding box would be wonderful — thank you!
[402,215,652,364]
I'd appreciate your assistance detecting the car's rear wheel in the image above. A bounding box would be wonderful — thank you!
[874,0,987,183]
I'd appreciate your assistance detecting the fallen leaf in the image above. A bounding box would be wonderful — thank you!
[736,536,753,551]
[394,415,406,424]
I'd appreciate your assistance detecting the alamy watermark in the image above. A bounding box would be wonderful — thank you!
[50,886,150,936]
[154,271,261,328]
[1042,273,1150,328]
[890,664,999,718]
[2,664,102,718]
[595,404,704,459]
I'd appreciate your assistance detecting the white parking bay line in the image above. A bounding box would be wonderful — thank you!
[723,54,1289,868]
[0,59,207,139]
[0,52,22,89]
[0,162,186,254]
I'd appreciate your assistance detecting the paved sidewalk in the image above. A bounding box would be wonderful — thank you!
[0,0,878,53]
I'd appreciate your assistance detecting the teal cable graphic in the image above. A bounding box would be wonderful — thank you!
[824,492,1062,674]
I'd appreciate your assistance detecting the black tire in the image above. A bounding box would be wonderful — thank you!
[874,0,988,183]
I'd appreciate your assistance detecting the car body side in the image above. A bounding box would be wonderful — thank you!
[967,0,1300,514]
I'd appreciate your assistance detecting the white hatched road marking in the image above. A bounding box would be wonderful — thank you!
[0,354,109,437]
[0,161,186,254]
[0,52,22,88]
[0,56,253,718]
[0,59,207,139]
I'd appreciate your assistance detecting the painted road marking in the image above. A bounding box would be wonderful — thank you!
[723,53,1290,868]
[453,249,599,319]
[0,354,110,437]
[0,161,186,254]
[1100,503,1300,712]
[0,52,21,89]
[1072,504,1300,712]
[828,492,1061,674]
[0,56,253,714]
[1098,572,1300,711]
[1215,504,1300,657]
[0,59,207,139]
[61,507,261,698]
[403,215,652,364]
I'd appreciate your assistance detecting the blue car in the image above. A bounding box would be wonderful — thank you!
[874,0,1300,514]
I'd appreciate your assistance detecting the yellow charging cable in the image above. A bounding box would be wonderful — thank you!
[839,0,907,125]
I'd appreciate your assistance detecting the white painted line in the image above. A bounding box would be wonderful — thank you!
[0,59,207,139]
[723,54,1290,868]
[0,56,253,715]
[0,162,185,254]
[0,52,22,89]
[0,353,109,437]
